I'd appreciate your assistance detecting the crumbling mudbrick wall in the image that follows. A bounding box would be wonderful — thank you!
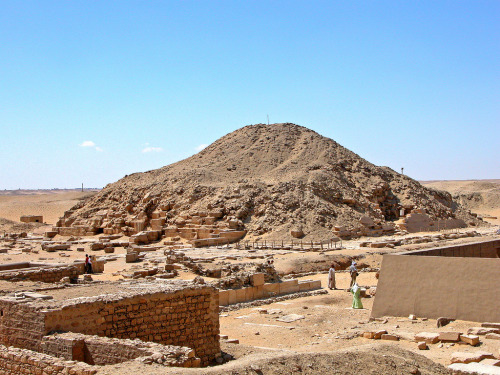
[0,344,98,375]
[41,332,200,367]
[0,264,80,282]
[0,299,46,351]
[0,283,220,366]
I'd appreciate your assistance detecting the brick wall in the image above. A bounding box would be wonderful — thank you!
[41,332,201,367]
[41,286,219,365]
[0,284,220,366]
[0,264,80,282]
[0,300,46,351]
[0,344,97,375]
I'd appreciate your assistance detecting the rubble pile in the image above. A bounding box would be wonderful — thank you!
[52,123,483,241]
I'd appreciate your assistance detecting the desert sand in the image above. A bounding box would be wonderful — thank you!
[422,179,500,226]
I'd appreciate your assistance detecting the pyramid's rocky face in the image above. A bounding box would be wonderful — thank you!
[56,124,480,242]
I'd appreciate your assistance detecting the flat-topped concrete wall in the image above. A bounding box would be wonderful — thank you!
[397,239,500,258]
[372,239,500,322]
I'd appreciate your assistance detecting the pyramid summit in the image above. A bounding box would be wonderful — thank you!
[56,123,480,242]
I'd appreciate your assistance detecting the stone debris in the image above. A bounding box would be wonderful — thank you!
[437,317,454,328]
[468,327,500,335]
[417,342,428,350]
[460,334,480,346]
[449,363,500,374]
[276,314,305,323]
[414,332,440,344]
[438,331,462,342]
[51,124,481,242]
[480,358,500,367]
[451,351,495,364]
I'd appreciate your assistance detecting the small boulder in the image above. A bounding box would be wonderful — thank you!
[417,342,428,350]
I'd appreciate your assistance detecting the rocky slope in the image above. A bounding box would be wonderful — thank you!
[57,123,481,241]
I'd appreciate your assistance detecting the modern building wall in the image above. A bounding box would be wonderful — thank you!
[371,240,500,322]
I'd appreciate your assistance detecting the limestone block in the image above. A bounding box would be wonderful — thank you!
[130,232,149,244]
[359,216,375,227]
[150,218,165,230]
[415,332,440,344]
[480,359,500,367]
[219,290,229,306]
[373,330,387,339]
[235,288,246,303]
[244,287,255,301]
[263,283,280,297]
[44,231,58,238]
[363,332,375,339]
[439,332,462,342]
[227,289,237,305]
[164,226,179,237]
[279,279,299,294]
[146,230,161,242]
[250,273,265,287]
[469,327,500,335]
[126,252,139,263]
[209,210,224,218]
[461,334,480,346]
[204,217,216,225]
[417,342,428,350]
[482,322,500,329]
[449,363,500,374]
[309,280,321,289]
[451,351,494,364]
[485,333,500,340]
[253,285,264,299]
[298,281,312,292]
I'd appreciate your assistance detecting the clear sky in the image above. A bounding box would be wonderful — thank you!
[0,1,498,189]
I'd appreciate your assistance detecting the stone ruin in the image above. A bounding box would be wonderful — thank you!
[19,215,43,223]
[47,124,484,244]
[53,207,247,248]
[0,281,220,373]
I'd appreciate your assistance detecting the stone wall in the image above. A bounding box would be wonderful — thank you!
[219,279,322,306]
[397,239,500,258]
[395,212,466,233]
[0,344,97,374]
[372,240,500,322]
[0,263,81,282]
[0,284,220,366]
[19,215,43,223]
[41,332,200,367]
[0,299,47,351]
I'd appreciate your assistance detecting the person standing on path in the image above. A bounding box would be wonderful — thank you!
[328,264,336,290]
[349,261,358,288]
[351,282,363,309]
[85,254,93,274]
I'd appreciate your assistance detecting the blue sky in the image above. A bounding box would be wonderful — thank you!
[0,1,498,189]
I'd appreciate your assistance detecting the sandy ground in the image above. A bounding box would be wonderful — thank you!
[0,189,97,226]
[422,179,500,226]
